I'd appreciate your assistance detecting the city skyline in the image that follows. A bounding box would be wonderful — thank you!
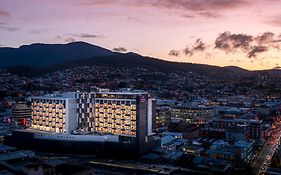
[1,1,281,173]
[0,0,281,70]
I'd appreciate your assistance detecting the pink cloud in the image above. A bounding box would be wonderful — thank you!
[0,10,10,17]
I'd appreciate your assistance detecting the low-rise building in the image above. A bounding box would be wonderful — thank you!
[172,104,214,124]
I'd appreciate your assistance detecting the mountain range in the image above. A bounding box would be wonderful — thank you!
[0,41,280,77]
[0,42,113,67]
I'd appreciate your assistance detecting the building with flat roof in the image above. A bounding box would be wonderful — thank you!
[31,95,77,134]
[172,104,214,124]
[211,117,262,140]
[5,90,159,157]
[11,102,31,126]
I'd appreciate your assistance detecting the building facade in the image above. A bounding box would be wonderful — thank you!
[211,118,262,140]
[6,90,159,156]
[75,92,95,133]
[172,104,214,124]
[31,93,77,134]
[11,102,31,126]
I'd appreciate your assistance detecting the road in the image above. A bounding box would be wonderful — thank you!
[252,121,281,175]
[87,160,211,175]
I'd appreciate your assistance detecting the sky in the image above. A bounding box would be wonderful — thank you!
[0,0,281,70]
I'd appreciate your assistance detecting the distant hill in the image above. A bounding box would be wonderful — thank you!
[1,42,280,77]
[0,41,113,67]
[6,52,245,78]
[60,53,234,76]
[224,66,250,73]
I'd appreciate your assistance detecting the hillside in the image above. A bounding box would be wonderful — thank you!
[0,41,113,67]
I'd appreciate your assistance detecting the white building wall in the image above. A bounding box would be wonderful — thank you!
[147,98,153,136]
[33,133,119,142]
[66,99,78,134]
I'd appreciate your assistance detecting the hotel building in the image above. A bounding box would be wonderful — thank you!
[99,92,155,146]
[31,93,77,134]
[5,90,159,157]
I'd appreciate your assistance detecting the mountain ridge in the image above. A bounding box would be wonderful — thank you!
[0,41,113,67]
[1,42,280,77]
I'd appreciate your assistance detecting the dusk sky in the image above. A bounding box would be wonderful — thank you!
[1,0,281,70]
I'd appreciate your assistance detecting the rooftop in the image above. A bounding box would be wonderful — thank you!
[233,140,253,148]
[31,92,76,99]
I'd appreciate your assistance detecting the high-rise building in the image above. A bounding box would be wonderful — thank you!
[93,91,156,154]
[31,93,77,134]
[6,90,159,157]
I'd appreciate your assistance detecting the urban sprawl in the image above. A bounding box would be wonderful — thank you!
[0,65,281,175]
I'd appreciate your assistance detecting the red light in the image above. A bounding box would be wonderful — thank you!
[23,117,27,125]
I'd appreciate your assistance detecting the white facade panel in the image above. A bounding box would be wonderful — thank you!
[147,99,153,136]
[34,133,119,142]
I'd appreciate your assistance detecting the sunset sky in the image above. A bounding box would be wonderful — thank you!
[0,0,281,70]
